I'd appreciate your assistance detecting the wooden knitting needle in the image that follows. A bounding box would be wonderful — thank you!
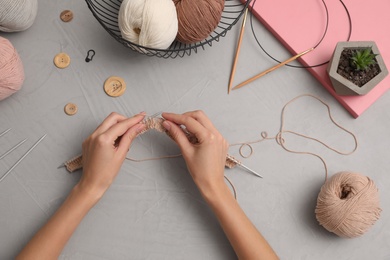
[232,47,315,91]
[228,6,249,94]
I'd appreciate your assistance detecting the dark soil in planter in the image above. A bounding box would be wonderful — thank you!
[337,48,381,87]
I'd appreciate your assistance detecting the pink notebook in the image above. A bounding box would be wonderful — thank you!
[243,0,390,118]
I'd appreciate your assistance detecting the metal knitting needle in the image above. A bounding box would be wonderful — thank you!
[0,138,28,160]
[0,128,11,138]
[0,134,47,183]
[238,162,263,178]
[227,154,263,178]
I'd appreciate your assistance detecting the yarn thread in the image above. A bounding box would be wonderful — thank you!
[118,0,178,51]
[0,0,38,32]
[173,0,225,44]
[0,36,25,101]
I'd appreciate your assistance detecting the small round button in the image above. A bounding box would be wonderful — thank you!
[104,76,126,97]
[60,10,73,22]
[54,53,71,69]
[64,103,78,115]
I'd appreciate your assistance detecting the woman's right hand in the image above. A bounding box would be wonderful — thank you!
[161,111,229,196]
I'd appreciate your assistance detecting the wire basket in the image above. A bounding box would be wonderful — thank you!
[85,0,249,58]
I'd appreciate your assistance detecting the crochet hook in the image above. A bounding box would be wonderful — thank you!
[0,134,47,183]
[232,47,315,90]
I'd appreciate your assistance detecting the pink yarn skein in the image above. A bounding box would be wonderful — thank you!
[0,36,24,100]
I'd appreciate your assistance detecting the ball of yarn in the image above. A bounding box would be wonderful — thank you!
[118,0,178,51]
[0,37,25,100]
[315,171,381,238]
[0,0,38,32]
[173,0,224,44]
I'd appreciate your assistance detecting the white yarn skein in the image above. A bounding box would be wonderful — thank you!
[118,0,178,51]
[0,0,38,32]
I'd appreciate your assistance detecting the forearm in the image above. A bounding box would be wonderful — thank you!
[17,184,100,260]
[201,181,278,260]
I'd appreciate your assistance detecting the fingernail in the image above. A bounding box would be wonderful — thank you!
[162,121,171,130]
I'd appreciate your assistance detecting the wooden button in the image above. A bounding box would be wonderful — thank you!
[60,10,73,22]
[54,53,70,69]
[104,76,126,97]
[64,103,78,115]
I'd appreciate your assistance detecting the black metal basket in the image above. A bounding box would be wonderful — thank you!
[85,0,249,58]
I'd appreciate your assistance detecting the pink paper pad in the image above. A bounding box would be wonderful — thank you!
[243,0,390,118]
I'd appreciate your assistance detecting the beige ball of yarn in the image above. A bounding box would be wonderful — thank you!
[315,171,381,238]
[0,36,25,101]
[0,0,38,32]
[118,0,178,51]
[173,0,225,44]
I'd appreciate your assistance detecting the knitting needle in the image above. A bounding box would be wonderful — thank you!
[0,134,47,183]
[0,138,28,160]
[0,128,11,138]
[232,47,315,91]
[228,6,249,94]
[227,154,263,178]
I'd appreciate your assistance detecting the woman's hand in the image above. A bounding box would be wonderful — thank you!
[161,110,228,196]
[79,112,146,198]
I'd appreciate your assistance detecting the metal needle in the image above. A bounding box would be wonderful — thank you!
[0,134,47,183]
[237,163,263,178]
[227,154,263,178]
[0,128,11,138]
[0,138,28,160]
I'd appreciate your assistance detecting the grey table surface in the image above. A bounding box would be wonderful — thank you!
[1,0,389,259]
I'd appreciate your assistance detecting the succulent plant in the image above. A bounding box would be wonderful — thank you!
[350,47,378,71]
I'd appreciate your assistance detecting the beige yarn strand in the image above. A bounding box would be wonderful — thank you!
[230,94,358,182]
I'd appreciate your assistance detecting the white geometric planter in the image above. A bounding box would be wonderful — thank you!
[327,41,388,96]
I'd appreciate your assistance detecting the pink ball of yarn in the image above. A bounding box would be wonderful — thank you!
[0,36,24,100]
[315,171,381,238]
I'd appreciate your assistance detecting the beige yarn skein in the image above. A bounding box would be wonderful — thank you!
[118,0,178,51]
[315,171,381,238]
[0,0,38,32]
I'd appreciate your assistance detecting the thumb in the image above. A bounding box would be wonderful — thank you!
[117,123,146,155]
[163,120,191,151]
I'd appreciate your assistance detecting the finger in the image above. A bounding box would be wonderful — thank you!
[95,112,145,135]
[162,120,192,152]
[94,112,127,135]
[104,113,146,142]
[162,112,208,142]
[116,123,146,156]
[182,110,217,132]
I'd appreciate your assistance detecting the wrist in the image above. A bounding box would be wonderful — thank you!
[73,181,106,206]
[197,178,232,205]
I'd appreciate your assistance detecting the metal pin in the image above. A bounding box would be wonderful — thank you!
[0,134,47,183]
[0,128,11,138]
[0,138,28,160]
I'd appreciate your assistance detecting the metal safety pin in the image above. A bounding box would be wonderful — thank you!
[0,134,47,183]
